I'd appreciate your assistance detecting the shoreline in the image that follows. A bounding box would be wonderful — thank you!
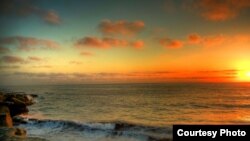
[0,91,48,141]
[0,91,172,141]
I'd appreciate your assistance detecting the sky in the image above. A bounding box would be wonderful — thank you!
[1,0,250,85]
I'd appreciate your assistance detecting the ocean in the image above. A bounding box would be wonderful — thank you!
[1,83,250,141]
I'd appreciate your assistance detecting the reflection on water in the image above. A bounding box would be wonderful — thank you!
[1,83,250,126]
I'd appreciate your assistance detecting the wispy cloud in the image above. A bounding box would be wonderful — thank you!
[0,36,60,51]
[1,55,46,64]
[42,10,61,25]
[0,46,10,54]
[1,69,237,84]
[0,0,61,25]
[160,33,250,49]
[197,69,239,75]
[0,55,26,64]
[131,40,144,49]
[190,0,250,21]
[202,35,226,47]
[159,38,183,48]
[188,33,201,44]
[31,65,52,68]
[28,56,44,61]
[0,65,20,69]
[98,20,145,36]
[187,33,225,47]
[80,51,93,56]
[69,61,83,65]
[75,36,144,49]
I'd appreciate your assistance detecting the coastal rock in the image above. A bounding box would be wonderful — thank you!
[0,105,13,127]
[0,93,36,117]
[0,127,26,138]
[13,116,28,125]
[0,127,49,141]
[0,92,42,141]
[4,94,36,106]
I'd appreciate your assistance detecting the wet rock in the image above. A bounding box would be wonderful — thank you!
[0,92,41,141]
[0,127,26,139]
[4,94,36,106]
[14,127,27,136]
[13,116,28,125]
[8,106,29,117]
[0,93,36,117]
[0,105,13,127]
[0,127,47,141]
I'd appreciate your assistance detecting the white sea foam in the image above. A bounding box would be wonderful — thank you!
[18,119,171,141]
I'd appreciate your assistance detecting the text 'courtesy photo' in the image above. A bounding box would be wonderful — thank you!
[1,0,250,141]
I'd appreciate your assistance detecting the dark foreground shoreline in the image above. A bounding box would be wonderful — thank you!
[1,91,172,141]
[0,91,48,141]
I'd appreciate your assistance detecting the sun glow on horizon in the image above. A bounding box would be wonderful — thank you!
[237,70,250,82]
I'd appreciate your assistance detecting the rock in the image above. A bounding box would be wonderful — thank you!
[0,105,13,127]
[30,94,38,98]
[1,93,36,117]
[0,127,26,138]
[0,94,5,102]
[4,94,35,106]
[14,127,27,136]
[0,127,48,141]
[0,92,39,141]
[13,116,28,125]
[8,105,29,117]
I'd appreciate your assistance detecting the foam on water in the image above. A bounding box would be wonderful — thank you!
[18,119,171,141]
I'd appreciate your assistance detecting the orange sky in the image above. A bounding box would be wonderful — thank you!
[0,0,250,85]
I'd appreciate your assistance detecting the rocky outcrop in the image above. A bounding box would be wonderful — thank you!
[0,92,36,117]
[0,91,37,140]
[0,105,13,127]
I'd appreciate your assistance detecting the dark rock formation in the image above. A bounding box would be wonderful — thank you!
[0,105,13,127]
[0,127,48,141]
[0,93,36,117]
[0,91,37,140]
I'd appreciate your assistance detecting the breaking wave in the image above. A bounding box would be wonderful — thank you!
[18,118,172,141]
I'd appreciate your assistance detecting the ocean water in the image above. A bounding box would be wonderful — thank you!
[1,83,250,141]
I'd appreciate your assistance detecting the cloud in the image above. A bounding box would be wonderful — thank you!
[201,35,226,47]
[0,65,20,69]
[188,33,201,44]
[191,0,250,21]
[28,56,43,61]
[31,65,52,68]
[0,70,237,84]
[160,33,250,49]
[9,71,176,81]
[159,38,183,48]
[1,55,26,64]
[131,40,144,49]
[80,51,93,56]
[69,61,83,65]
[188,33,226,47]
[0,0,61,25]
[1,55,46,64]
[75,36,143,49]
[75,37,109,48]
[42,10,61,25]
[0,36,60,51]
[98,20,145,36]
[197,69,238,75]
[0,46,10,54]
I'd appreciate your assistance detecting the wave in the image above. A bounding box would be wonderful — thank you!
[18,118,172,141]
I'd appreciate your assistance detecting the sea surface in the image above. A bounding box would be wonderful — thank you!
[1,83,250,141]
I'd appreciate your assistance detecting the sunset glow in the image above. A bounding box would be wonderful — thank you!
[0,0,250,85]
[237,70,250,82]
